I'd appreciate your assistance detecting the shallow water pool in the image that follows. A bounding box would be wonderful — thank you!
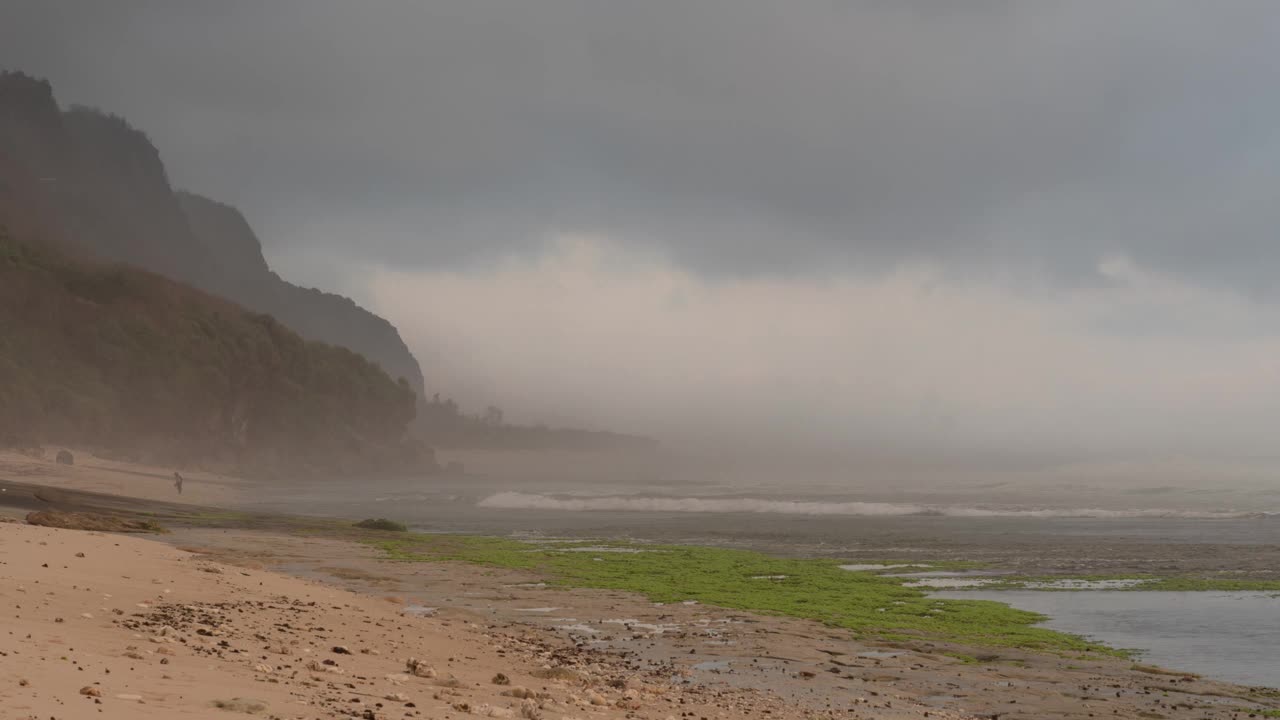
[934,589,1280,689]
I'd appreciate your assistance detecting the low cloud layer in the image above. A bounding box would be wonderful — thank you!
[367,236,1280,456]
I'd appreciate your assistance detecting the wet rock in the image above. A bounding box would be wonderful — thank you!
[25,511,163,533]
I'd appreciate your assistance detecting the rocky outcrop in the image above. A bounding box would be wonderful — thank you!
[25,510,163,533]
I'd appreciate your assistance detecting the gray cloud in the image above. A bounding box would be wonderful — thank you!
[6,1,1280,289]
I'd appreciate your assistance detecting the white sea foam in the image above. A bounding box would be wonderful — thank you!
[477,492,1268,519]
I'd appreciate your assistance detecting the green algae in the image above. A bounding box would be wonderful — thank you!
[363,534,1124,656]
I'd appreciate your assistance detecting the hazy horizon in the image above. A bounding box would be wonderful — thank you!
[8,2,1280,466]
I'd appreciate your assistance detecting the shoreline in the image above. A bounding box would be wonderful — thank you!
[2,477,1280,717]
[6,520,1279,720]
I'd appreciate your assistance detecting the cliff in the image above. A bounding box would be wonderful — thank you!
[0,71,426,398]
[0,227,426,476]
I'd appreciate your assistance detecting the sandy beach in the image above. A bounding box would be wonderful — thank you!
[2,456,1280,719]
[0,449,245,506]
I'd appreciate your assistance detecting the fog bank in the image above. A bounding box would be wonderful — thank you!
[364,235,1280,459]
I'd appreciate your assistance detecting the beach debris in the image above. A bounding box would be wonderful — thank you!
[406,657,436,678]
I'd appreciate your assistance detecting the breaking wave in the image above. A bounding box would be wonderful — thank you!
[477,492,1269,519]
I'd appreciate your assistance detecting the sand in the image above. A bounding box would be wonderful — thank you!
[2,521,832,720]
[0,449,244,506]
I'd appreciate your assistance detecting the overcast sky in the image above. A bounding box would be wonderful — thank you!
[6,2,1280,456]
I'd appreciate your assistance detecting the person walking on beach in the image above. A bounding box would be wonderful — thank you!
[173,471,184,495]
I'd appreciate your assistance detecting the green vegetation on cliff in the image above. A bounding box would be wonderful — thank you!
[0,228,423,475]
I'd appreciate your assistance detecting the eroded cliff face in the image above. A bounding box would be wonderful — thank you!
[0,70,426,399]
[178,192,426,396]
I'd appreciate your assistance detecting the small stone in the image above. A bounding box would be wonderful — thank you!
[406,658,436,678]
[384,692,409,702]
[253,663,273,674]
[502,686,536,699]
[79,686,102,697]
[332,645,352,655]
[492,672,511,685]
[212,698,267,713]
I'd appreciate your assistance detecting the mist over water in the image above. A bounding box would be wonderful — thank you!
[476,491,1271,519]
